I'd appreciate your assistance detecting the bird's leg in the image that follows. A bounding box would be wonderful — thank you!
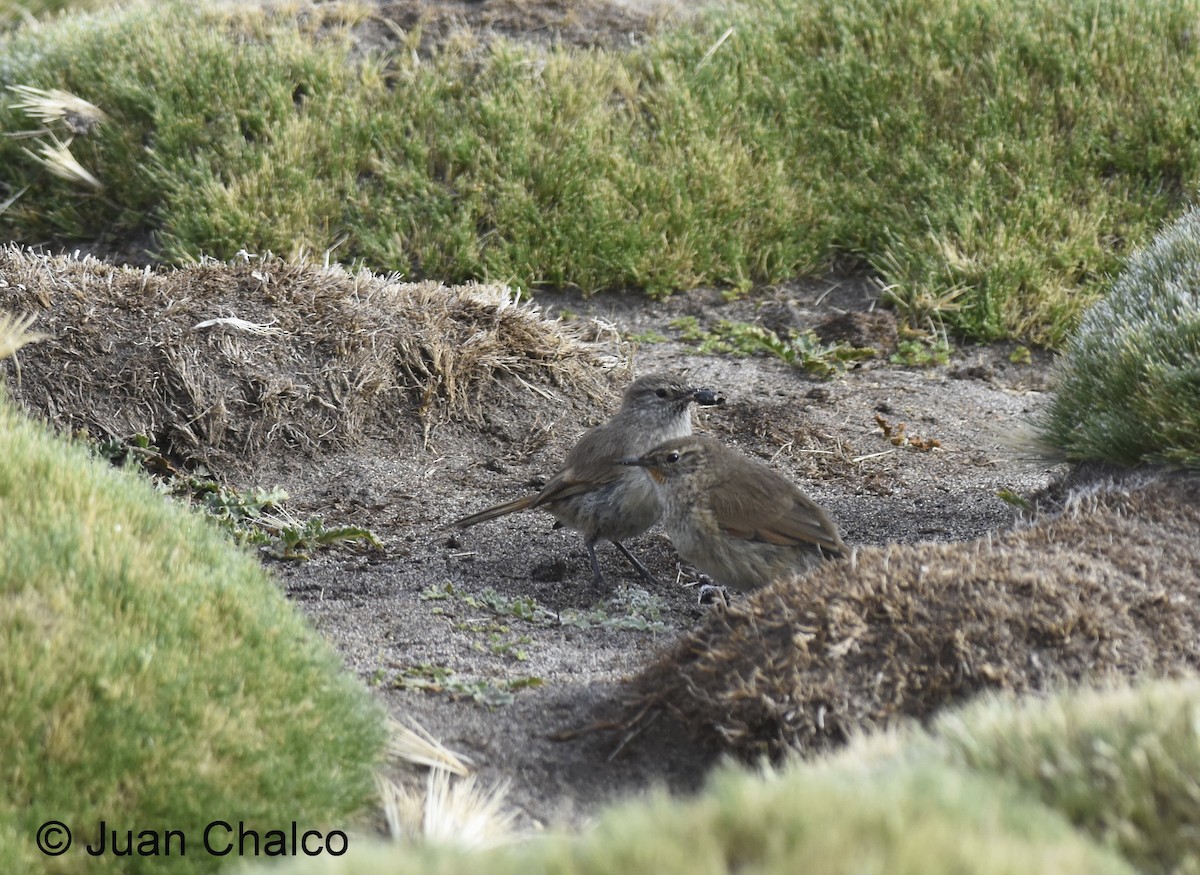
[612,541,659,587]
[586,540,607,588]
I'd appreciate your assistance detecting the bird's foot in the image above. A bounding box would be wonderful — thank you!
[696,580,731,608]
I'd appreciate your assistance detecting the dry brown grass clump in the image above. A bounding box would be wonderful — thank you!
[0,245,615,467]
[630,472,1200,758]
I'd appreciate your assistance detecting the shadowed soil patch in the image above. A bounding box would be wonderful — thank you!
[629,472,1200,759]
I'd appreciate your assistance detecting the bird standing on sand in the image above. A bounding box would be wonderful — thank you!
[621,435,845,592]
[454,374,724,586]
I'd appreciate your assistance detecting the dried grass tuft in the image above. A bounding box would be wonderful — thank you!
[0,246,618,468]
[19,134,103,189]
[7,84,108,135]
[387,717,472,776]
[0,310,46,360]
[377,769,517,849]
[378,717,518,849]
[629,471,1200,759]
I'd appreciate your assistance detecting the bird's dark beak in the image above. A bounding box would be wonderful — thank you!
[621,455,665,483]
[693,387,725,406]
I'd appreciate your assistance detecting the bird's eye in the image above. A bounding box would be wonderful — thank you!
[666,451,680,463]
[655,388,669,398]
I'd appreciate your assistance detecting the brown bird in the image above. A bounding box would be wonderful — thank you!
[454,374,724,586]
[621,435,845,591]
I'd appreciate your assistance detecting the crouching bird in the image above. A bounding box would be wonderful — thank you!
[621,435,845,592]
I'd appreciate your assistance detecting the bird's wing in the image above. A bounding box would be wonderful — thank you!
[530,465,625,508]
[712,465,846,556]
[529,424,626,509]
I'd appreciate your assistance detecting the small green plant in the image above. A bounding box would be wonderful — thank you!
[995,488,1032,510]
[174,475,382,560]
[420,582,459,601]
[890,336,952,367]
[484,633,531,662]
[264,515,382,561]
[392,664,543,707]
[696,320,778,356]
[720,279,755,302]
[185,478,288,533]
[1008,346,1033,366]
[680,319,796,359]
[671,317,873,377]
[423,583,669,634]
[669,316,707,342]
[779,329,877,377]
[627,329,670,344]
[92,434,382,559]
[462,588,554,624]
[880,280,967,336]
[562,586,669,633]
[425,586,538,658]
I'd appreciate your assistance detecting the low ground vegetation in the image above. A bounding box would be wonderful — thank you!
[3,0,1200,343]
[257,679,1200,875]
[1037,205,1200,469]
[0,393,387,873]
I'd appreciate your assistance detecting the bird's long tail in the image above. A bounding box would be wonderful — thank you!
[453,494,538,528]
